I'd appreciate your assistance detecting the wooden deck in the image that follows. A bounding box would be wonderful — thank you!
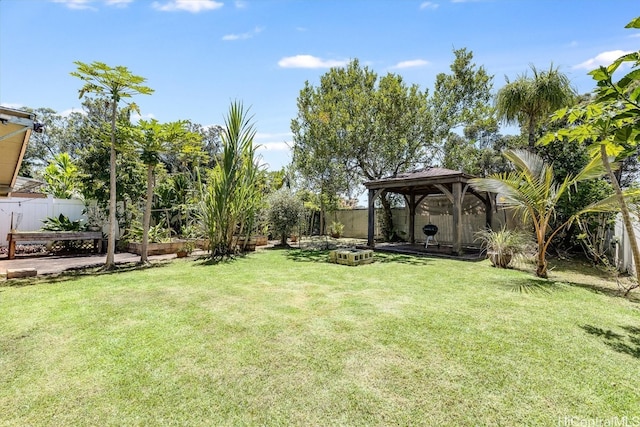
[366,242,485,261]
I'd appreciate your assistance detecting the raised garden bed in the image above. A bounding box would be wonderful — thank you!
[128,240,189,256]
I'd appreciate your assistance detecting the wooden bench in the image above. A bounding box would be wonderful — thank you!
[6,231,103,260]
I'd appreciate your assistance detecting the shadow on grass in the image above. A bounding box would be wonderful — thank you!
[504,277,558,295]
[286,249,331,263]
[374,253,432,266]
[549,257,615,280]
[581,324,640,359]
[561,280,640,303]
[193,254,241,266]
[285,249,434,266]
[0,261,172,288]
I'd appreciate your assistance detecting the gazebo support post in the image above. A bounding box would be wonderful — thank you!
[452,182,463,255]
[367,188,376,247]
[408,192,416,244]
[485,192,494,230]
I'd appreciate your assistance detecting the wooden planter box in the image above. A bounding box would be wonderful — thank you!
[235,236,256,252]
[128,240,188,256]
[254,235,268,246]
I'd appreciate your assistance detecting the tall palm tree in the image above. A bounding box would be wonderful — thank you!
[71,62,153,269]
[496,65,575,148]
[470,149,606,278]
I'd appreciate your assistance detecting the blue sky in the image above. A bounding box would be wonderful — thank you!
[1,0,638,171]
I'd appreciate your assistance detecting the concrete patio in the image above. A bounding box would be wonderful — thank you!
[0,251,204,279]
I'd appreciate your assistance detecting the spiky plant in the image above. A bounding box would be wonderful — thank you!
[199,102,263,259]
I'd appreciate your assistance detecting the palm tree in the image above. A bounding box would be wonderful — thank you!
[470,149,606,278]
[71,62,153,269]
[496,64,575,148]
[132,119,197,264]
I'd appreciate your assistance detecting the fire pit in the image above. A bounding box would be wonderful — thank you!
[422,224,439,248]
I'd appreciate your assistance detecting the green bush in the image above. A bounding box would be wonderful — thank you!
[267,190,304,245]
[41,214,85,231]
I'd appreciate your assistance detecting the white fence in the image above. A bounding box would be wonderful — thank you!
[0,197,87,247]
[614,214,640,274]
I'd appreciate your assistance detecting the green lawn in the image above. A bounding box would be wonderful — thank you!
[1,249,639,426]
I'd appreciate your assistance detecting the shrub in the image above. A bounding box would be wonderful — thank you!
[41,214,85,231]
[329,221,344,238]
[267,190,304,246]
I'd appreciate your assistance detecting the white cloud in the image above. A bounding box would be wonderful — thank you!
[0,103,26,110]
[256,141,290,152]
[152,0,223,13]
[52,0,133,9]
[59,108,87,117]
[565,40,578,48]
[130,112,156,123]
[296,27,308,32]
[256,132,292,140]
[235,0,247,8]
[105,0,133,6]
[392,59,429,69]
[420,2,439,10]
[253,133,292,151]
[52,0,96,10]
[573,50,633,70]
[222,26,264,41]
[278,55,348,69]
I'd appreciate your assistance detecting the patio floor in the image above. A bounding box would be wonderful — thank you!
[0,250,205,279]
[370,242,485,261]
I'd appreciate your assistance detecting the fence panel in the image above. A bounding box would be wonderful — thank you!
[614,214,640,273]
[0,197,87,247]
[330,206,505,246]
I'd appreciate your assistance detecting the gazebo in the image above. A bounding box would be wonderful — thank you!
[364,167,495,255]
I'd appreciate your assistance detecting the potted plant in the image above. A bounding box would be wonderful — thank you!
[176,240,196,258]
[329,221,345,238]
[475,227,529,268]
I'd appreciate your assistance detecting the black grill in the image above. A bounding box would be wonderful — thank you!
[422,224,438,236]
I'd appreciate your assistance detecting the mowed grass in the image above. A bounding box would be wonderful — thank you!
[1,250,639,426]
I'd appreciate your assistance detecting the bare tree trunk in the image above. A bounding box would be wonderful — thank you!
[141,165,154,264]
[105,100,118,269]
[601,145,640,295]
[536,238,548,278]
[528,122,536,149]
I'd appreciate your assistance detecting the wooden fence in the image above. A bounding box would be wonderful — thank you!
[328,204,515,247]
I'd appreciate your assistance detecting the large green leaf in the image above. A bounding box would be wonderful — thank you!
[625,16,640,29]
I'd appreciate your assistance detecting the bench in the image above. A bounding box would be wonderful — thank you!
[6,231,103,260]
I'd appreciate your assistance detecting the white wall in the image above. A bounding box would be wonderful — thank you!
[0,196,87,246]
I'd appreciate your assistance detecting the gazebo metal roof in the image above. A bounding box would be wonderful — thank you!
[0,107,37,197]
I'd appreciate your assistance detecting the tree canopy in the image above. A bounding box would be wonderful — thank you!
[291,58,432,238]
